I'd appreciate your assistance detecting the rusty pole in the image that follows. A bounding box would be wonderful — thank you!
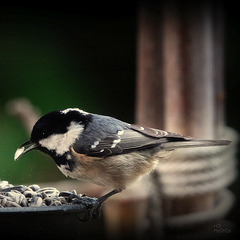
[136,0,225,222]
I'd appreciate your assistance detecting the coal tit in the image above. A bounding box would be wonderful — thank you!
[14,108,230,203]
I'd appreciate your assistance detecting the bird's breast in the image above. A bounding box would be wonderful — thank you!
[57,147,161,190]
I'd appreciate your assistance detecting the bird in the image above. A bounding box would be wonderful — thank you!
[14,108,231,204]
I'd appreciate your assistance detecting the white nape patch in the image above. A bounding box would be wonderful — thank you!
[111,138,121,148]
[91,141,99,149]
[117,130,124,136]
[39,121,84,156]
[61,108,89,115]
[14,147,24,160]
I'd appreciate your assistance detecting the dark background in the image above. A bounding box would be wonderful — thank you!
[0,4,138,183]
[0,2,239,193]
[0,2,239,239]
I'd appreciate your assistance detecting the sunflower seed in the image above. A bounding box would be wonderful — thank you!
[5,201,21,207]
[0,180,95,209]
[28,184,40,192]
[50,200,62,206]
[24,190,38,198]
[44,197,53,206]
[29,196,43,207]
[59,191,72,197]
[36,187,59,198]
[0,198,7,206]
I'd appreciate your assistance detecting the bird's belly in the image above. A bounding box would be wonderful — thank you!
[57,163,113,187]
[58,150,162,190]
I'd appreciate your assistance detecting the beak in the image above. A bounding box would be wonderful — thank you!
[14,140,39,161]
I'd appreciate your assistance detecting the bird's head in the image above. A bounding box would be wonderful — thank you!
[14,108,90,161]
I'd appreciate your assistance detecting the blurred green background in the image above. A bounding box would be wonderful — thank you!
[0,5,136,184]
[0,3,239,185]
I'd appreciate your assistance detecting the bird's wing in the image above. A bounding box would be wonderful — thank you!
[130,124,192,139]
[72,124,192,157]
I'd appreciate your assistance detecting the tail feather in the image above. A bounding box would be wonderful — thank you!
[160,140,231,150]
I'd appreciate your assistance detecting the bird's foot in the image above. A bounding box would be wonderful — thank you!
[64,189,119,221]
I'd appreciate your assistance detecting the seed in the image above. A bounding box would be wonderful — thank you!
[29,196,43,207]
[59,197,67,204]
[40,191,48,199]
[5,201,21,208]
[44,197,53,206]
[72,190,77,195]
[0,181,13,189]
[28,184,40,192]
[24,190,38,198]
[0,198,7,206]
[50,201,62,206]
[0,181,95,210]
[59,191,72,197]
[5,191,16,198]
[0,194,11,202]
[21,198,28,207]
[15,193,26,205]
[36,187,59,198]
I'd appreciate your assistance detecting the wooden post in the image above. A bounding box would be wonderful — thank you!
[135,1,164,128]
[135,0,225,227]
[104,1,225,238]
[136,0,225,137]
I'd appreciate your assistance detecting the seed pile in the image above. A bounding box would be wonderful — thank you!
[0,180,92,208]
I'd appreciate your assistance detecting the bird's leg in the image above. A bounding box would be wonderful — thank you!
[97,189,120,204]
[89,189,120,219]
[68,189,120,221]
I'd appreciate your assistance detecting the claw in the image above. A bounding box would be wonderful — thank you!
[70,189,120,221]
[88,189,120,220]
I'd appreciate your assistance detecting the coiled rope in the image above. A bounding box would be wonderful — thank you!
[155,127,238,228]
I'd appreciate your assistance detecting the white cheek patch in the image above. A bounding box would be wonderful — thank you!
[39,122,84,156]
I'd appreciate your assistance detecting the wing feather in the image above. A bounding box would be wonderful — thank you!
[72,123,192,157]
[130,124,192,139]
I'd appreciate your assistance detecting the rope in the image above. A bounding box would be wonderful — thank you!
[165,189,235,228]
[157,127,238,197]
[149,127,238,229]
